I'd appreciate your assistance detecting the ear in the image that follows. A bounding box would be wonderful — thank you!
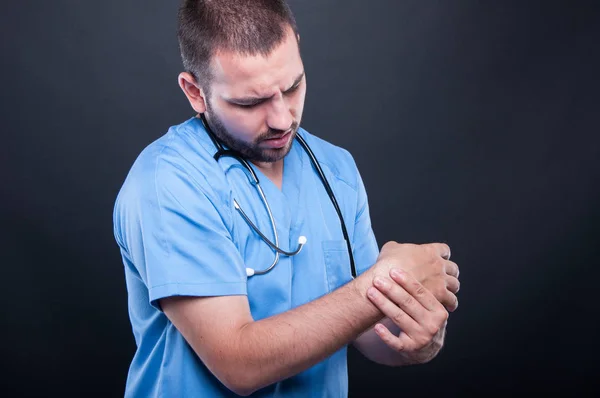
[178,72,207,114]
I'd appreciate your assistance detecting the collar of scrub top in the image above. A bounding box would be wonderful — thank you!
[198,113,357,279]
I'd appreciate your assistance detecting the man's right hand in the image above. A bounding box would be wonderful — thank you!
[364,242,460,312]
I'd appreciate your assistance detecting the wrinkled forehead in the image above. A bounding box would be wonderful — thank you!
[209,29,303,97]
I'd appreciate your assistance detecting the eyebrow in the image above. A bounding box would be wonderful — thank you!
[226,71,305,105]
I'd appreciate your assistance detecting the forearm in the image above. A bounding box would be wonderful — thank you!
[231,272,382,394]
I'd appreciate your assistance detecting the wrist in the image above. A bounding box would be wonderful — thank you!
[350,269,373,299]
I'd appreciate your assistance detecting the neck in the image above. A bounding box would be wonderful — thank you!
[252,159,284,190]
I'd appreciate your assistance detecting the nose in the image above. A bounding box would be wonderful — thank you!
[266,93,293,132]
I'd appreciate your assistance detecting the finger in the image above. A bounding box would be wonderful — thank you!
[442,290,459,312]
[367,286,421,337]
[389,269,440,312]
[373,323,415,352]
[428,243,451,260]
[445,274,460,294]
[373,275,428,323]
[444,260,459,279]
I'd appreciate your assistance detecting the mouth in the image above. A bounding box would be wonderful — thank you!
[261,130,292,149]
[264,129,292,140]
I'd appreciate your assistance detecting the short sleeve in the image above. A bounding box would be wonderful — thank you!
[122,153,248,310]
[352,167,380,275]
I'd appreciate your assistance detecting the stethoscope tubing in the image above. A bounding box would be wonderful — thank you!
[199,113,356,278]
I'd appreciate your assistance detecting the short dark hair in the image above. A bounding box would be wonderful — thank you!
[177,0,299,91]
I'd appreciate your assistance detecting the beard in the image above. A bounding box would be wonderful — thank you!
[203,100,299,163]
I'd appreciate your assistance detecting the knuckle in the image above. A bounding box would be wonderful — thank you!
[415,335,430,348]
[368,290,382,304]
[392,310,404,324]
[456,278,460,287]
[401,295,415,308]
[435,258,445,272]
[445,279,456,294]
[414,283,427,297]
[439,308,449,322]
[426,323,440,336]
[450,261,460,278]
[434,287,447,302]
[383,240,398,250]
[391,340,404,352]
[409,343,422,352]
[379,283,390,294]
[380,241,401,259]
[443,243,451,256]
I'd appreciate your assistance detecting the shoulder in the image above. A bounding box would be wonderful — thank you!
[118,117,230,197]
[113,118,233,242]
[297,127,359,192]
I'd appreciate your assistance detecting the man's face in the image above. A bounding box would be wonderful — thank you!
[203,27,306,163]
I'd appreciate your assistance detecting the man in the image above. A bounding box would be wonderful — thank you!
[113,0,460,396]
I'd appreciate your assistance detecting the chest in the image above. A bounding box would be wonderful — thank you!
[224,157,358,321]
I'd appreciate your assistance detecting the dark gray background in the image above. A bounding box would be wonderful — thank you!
[1,0,599,396]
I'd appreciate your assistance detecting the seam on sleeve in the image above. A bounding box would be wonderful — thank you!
[151,281,245,288]
[149,281,248,311]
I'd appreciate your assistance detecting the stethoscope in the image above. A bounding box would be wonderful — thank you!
[199,113,356,279]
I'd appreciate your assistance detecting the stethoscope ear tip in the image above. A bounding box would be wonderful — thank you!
[298,236,307,245]
[246,268,255,277]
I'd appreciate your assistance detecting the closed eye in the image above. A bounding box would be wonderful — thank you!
[233,100,264,109]
[236,102,259,109]
[227,71,304,108]
[284,82,301,95]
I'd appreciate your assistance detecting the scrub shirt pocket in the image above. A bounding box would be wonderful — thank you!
[322,240,353,292]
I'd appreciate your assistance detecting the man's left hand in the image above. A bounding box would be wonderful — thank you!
[366,267,449,365]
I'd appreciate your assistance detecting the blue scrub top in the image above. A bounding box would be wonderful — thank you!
[113,117,379,397]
